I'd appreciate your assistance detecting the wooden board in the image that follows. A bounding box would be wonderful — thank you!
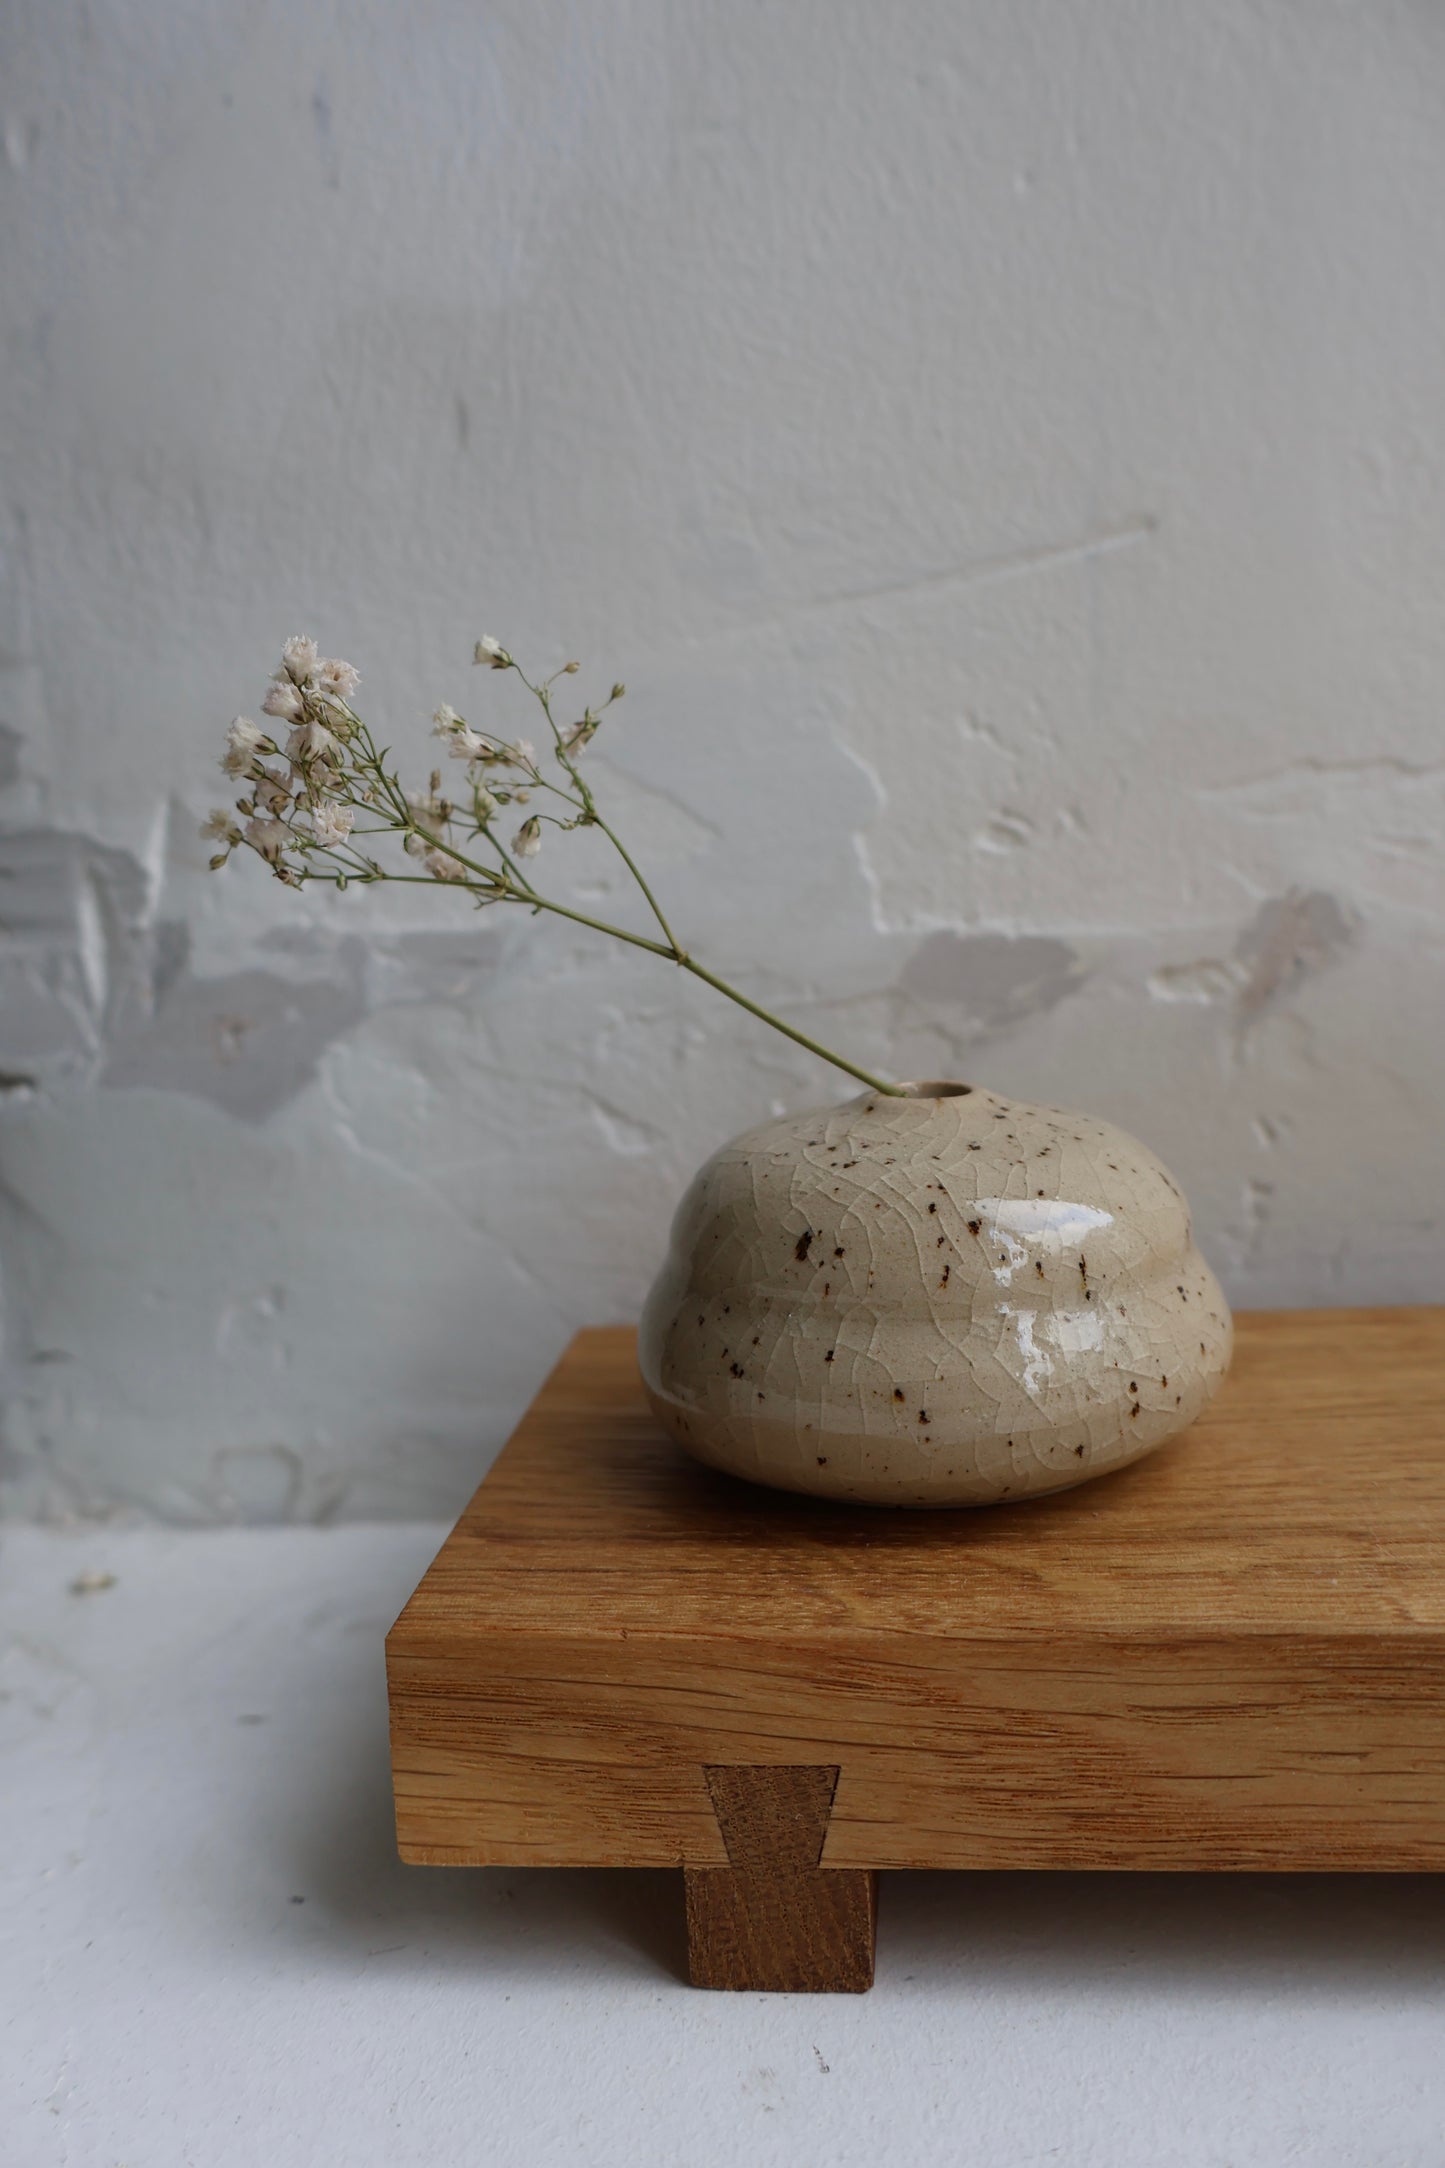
[387,1308,1445,1985]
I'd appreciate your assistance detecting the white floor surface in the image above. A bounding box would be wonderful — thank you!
[2,1525,1443,2168]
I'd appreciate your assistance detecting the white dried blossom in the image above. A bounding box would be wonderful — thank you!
[222,716,269,776]
[244,816,291,861]
[207,635,907,1116]
[406,783,451,826]
[286,719,341,764]
[424,847,467,881]
[262,679,305,722]
[312,802,355,846]
[279,636,320,683]
[317,657,360,704]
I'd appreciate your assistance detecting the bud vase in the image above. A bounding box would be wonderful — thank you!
[639,1081,1231,1506]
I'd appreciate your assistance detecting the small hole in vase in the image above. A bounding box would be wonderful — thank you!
[899,1080,972,1099]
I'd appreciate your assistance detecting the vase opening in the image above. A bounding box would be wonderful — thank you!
[897,1080,972,1099]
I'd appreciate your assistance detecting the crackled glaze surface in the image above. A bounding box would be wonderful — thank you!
[639,1082,1232,1505]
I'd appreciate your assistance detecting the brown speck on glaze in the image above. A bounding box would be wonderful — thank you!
[795,1229,813,1263]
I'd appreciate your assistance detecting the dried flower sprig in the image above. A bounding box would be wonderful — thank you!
[208,636,903,1095]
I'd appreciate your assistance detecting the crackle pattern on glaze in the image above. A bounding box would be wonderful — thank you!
[639,1084,1232,1505]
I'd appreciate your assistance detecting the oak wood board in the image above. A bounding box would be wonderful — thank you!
[387,1308,1445,1875]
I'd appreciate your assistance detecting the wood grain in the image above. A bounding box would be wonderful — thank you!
[388,1308,1445,1875]
[684,1767,877,1991]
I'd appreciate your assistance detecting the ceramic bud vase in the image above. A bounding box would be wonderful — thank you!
[639,1081,1231,1506]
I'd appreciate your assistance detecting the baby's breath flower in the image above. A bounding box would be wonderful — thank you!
[244,815,291,861]
[406,780,452,827]
[222,717,269,776]
[317,657,360,704]
[280,636,320,684]
[262,679,305,722]
[287,719,341,764]
[211,629,899,1097]
[312,802,355,847]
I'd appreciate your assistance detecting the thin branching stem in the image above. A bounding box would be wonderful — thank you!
[215,640,905,1097]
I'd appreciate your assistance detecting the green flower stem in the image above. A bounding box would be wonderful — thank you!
[588,813,682,953]
[403,822,903,1095]
[674,953,904,1095]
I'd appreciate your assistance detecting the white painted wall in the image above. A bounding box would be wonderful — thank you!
[3,0,1443,1522]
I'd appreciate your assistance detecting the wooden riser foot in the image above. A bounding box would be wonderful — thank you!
[685,1765,878,1992]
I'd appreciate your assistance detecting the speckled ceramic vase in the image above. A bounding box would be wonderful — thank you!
[639,1081,1231,1506]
